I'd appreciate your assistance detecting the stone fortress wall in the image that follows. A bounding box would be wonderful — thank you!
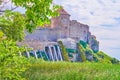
[21,8,99,52]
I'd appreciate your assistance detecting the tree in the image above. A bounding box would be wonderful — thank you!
[0,0,18,15]
[0,0,60,32]
[12,0,60,32]
[0,40,31,80]
[0,0,60,80]
[0,0,60,39]
[0,10,25,41]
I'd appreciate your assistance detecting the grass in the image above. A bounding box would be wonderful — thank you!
[23,60,120,80]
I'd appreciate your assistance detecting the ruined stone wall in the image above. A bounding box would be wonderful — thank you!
[89,35,99,53]
[25,28,69,42]
[23,8,99,52]
[25,29,50,41]
[18,40,58,50]
[69,20,89,42]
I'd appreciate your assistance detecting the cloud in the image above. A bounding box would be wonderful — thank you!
[54,0,120,60]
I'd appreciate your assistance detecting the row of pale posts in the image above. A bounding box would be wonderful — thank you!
[25,45,63,61]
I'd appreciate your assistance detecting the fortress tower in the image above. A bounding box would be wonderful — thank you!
[51,8,71,37]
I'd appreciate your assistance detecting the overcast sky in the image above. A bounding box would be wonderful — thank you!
[53,0,120,60]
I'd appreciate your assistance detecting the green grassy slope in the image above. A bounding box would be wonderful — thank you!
[23,61,120,80]
[79,40,119,64]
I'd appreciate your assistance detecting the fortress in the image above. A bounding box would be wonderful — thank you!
[18,8,99,61]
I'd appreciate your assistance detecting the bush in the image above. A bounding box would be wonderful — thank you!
[58,41,69,61]
[97,51,112,60]
[77,43,86,62]
[79,40,87,49]
[111,58,120,64]
[66,48,77,53]
[0,40,30,80]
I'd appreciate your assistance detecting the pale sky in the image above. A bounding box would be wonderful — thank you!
[54,0,120,60]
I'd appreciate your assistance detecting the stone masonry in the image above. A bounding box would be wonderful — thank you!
[20,8,99,52]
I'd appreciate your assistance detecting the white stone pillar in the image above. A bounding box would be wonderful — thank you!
[57,46,63,61]
[34,50,38,59]
[49,46,54,61]
[53,46,59,61]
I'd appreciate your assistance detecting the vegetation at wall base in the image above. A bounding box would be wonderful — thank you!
[78,40,120,64]
[58,41,69,61]
[66,48,77,53]
[79,40,87,49]
[77,43,86,62]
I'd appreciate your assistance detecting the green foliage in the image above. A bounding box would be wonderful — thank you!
[0,0,2,5]
[66,48,77,53]
[40,51,48,61]
[79,40,87,49]
[66,48,77,58]
[58,41,69,61]
[91,38,99,53]
[23,61,120,80]
[0,10,25,41]
[96,51,112,64]
[79,42,118,64]
[96,51,119,64]
[0,30,4,38]
[77,43,86,62]
[111,58,120,64]
[0,40,30,80]
[97,51,112,61]
[0,30,4,41]
[12,0,61,32]
[0,0,61,80]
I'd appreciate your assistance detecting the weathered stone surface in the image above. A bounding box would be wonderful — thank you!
[58,38,76,49]
[85,50,94,61]
[21,8,99,52]
[89,35,99,53]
